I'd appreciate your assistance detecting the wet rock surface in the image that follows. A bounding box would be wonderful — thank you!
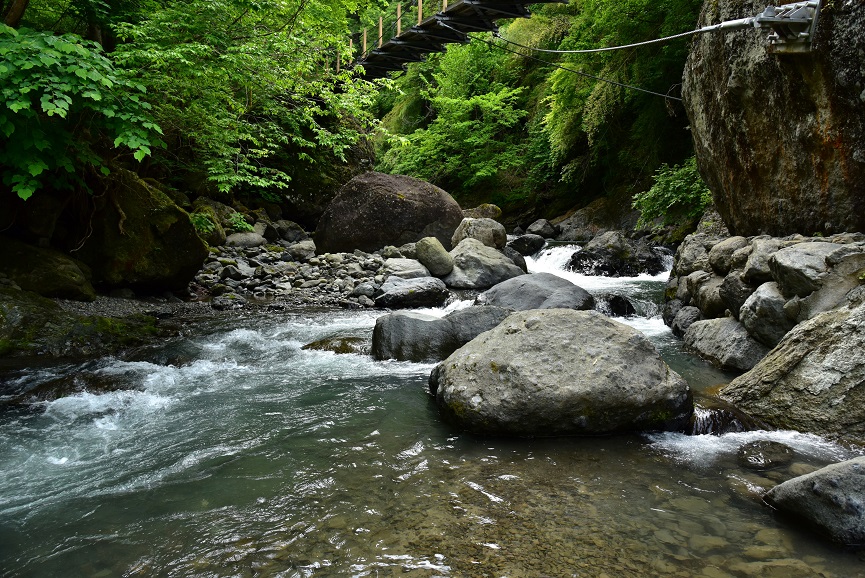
[430,309,693,436]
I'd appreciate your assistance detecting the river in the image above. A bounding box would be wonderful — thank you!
[1,245,863,577]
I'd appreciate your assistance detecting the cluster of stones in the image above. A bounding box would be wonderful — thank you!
[663,232,865,371]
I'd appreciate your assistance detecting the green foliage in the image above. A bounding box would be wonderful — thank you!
[376,0,704,217]
[0,24,162,200]
[112,0,380,198]
[632,157,712,230]
[189,211,217,236]
[226,212,253,233]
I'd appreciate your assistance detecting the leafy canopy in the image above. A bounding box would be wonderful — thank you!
[0,24,162,200]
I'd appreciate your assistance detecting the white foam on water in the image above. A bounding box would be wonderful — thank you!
[526,245,672,293]
[645,429,861,468]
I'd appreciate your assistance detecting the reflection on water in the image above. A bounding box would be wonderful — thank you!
[1,248,864,576]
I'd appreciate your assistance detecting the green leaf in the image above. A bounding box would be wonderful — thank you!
[27,160,49,176]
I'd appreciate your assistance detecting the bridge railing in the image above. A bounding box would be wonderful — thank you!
[358,0,452,61]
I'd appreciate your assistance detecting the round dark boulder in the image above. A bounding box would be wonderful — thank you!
[314,172,463,253]
[479,273,594,311]
[507,234,546,256]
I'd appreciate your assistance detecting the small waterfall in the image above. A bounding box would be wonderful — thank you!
[688,396,764,435]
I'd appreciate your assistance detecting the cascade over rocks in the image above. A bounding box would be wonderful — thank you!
[719,299,865,441]
[429,309,693,436]
[478,273,594,312]
[683,0,865,236]
[765,457,865,548]
[314,172,464,253]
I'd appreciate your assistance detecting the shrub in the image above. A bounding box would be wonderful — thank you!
[632,157,712,230]
[226,212,253,233]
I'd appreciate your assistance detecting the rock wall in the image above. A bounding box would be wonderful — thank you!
[683,1,865,236]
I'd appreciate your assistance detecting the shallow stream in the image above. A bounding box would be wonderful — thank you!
[1,245,863,577]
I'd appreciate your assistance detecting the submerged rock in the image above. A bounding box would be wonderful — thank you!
[302,335,369,355]
[429,309,693,436]
[765,457,865,547]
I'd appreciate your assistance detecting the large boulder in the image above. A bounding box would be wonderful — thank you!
[683,1,865,236]
[507,234,546,256]
[451,217,507,250]
[739,282,796,347]
[374,276,448,309]
[683,317,770,372]
[372,306,511,362]
[381,258,430,280]
[765,457,865,547]
[314,172,464,253]
[0,236,95,301]
[64,169,208,292]
[478,273,594,311]
[442,238,525,290]
[719,300,865,440]
[429,309,693,436]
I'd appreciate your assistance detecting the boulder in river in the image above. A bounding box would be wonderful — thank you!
[429,309,693,436]
[372,306,510,362]
[382,258,430,280]
[442,238,525,290]
[764,457,865,547]
[567,231,668,277]
[314,172,464,253]
[683,317,770,372]
[506,234,546,256]
[719,300,865,441]
[374,276,448,309]
[478,273,594,311]
[526,219,557,238]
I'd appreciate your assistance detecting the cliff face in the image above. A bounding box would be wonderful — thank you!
[683,0,865,236]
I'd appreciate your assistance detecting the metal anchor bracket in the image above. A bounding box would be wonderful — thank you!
[720,1,822,54]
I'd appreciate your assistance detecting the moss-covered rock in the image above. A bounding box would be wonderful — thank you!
[0,236,96,301]
[0,286,160,358]
[69,168,209,292]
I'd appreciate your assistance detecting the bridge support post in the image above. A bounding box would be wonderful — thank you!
[418,0,423,25]
[397,4,402,35]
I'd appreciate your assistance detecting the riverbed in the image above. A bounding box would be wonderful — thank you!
[1,245,863,577]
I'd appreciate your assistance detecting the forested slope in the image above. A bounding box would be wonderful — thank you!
[375,0,705,224]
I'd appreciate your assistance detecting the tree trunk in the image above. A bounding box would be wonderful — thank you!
[2,0,29,27]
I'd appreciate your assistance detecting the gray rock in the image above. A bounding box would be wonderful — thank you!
[684,318,770,372]
[429,309,693,436]
[765,457,865,547]
[253,220,279,242]
[662,299,683,327]
[443,238,525,290]
[568,231,669,277]
[382,258,430,280]
[719,301,865,441]
[691,274,726,319]
[683,0,865,237]
[595,294,637,317]
[372,306,510,362]
[451,217,507,249]
[740,282,796,347]
[743,238,786,285]
[0,236,96,301]
[708,236,750,275]
[479,273,594,311]
[671,306,702,338]
[287,239,316,261]
[226,232,267,248]
[672,234,713,277]
[374,276,448,309]
[527,218,557,238]
[769,241,841,297]
[350,282,377,298]
[553,196,639,243]
[274,220,308,243]
[507,234,546,256]
[501,246,527,273]
[719,270,755,320]
[398,242,417,259]
[415,237,454,277]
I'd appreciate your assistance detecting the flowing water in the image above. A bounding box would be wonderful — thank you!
[1,245,864,577]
